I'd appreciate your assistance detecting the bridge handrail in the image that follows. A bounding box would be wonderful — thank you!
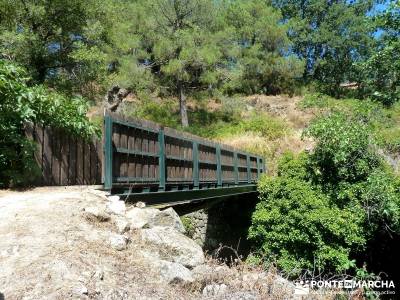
[104,110,266,191]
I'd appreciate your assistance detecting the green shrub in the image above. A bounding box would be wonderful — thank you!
[0,60,98,187]
[301,93,400,154]
[304,112,380,185]
[359,170,400,234]
[181,216,195,238]
[249,113,400,278]
[249,156,366,276]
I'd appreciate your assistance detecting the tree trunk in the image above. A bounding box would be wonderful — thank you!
[179,84,189,127]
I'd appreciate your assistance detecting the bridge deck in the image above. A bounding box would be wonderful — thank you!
[104,111,265,206]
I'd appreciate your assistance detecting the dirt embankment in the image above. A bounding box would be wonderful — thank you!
[0,187,297,300]
[0,187,190,299]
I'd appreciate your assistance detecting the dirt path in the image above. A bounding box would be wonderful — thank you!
[0,187,187,300]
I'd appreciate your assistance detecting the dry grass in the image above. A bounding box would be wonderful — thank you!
[218,131,313,174]
[243,94,316,129]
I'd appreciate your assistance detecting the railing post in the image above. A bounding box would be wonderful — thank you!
[234,152,238,185]
[104,114,113,190]
[158,129,166,191]
[193,141,199,189]
[216,145,222,187]
[246,155,251,184]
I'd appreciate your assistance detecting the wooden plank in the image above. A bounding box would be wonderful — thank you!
[69,136,77,185]
[95,138,103,184]
[84,142,91,184]
[54,129,62,185]
[76,138,84,185]
[120,125,128,180]
[60,132,69,185]
[32,125,44,184]
[42,127,52,185]
[90,141,98,184]
[127,128,135,179]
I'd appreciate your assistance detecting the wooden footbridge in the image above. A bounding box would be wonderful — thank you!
[103,112,265,206]
[26,112,266,206]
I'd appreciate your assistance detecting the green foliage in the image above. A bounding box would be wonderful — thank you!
[357,2,400,105]
[0,0,112,99]
[249,155,366,276]
[304,112,380,184]
[250,112,400,277]
[129,97,181,129]
[360,169,400,234]
[300,93,400,153]
[0,60,98,187]
[222,0,304,95]
[273,0,376,97]
[106,0,305,126]
[181,216,195,238]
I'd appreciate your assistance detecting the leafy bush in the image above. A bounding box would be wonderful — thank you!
[249,154,366,276]
[304,112,380,185]
[249,113,400,278]
[0,60,98,187]
[301,92,400,155]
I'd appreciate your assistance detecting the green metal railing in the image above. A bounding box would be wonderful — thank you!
[103,112,266,204]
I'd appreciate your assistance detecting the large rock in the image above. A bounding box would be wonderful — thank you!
[140,250,193,284]
[104,85,130,112]
[145,208,185,233]
[106,199,126,216]
[109,234,128,251]
[83,206,110,222]
[156,260,194,284]
[113,216,130,234]
[271,275,295,295]
[126,207,159,229]
[140,227,205,268]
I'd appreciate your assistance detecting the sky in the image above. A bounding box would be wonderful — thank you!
[369,1,390,16]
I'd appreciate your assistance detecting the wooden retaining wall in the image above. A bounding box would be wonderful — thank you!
[25,124,103,186]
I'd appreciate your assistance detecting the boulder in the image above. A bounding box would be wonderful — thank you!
[145,208,185,233]
[113,216,130,234]
[126,207,159,229]
[109,234,128,251]
[140,227,204,268]
[156,260,194,284]
[202,284,228,297]
[107,195,120,202]
[106,199,126,216]
[83,206,110,222]
[104,85,130,112]
[139,250,193,284]
[271,275,295,295]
